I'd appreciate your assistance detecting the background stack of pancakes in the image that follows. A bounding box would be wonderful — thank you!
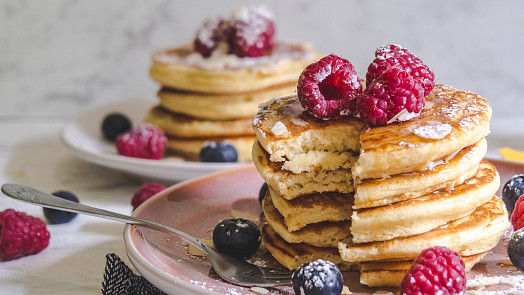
[252,84,510,287]
[144,42,318,161]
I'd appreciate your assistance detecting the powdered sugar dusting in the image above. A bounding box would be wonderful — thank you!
[231,5,273,46]
[270,121,289,137]
[154,42,315,70]
[466,273,524,294]
[413,122,452,139]
[291,117,308,126]
[387,109,418,124]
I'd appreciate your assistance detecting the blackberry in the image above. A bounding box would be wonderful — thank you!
[212,218,261,259]
[199,142,238,162]
[101,113,132,141]
[292,259,343,295]
[502,174,524,212]
[43,191,79,224]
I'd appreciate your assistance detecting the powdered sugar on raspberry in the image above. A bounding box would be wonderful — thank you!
[231,6,273,47]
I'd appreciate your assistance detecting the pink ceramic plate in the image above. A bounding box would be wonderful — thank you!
[124,160,524,295]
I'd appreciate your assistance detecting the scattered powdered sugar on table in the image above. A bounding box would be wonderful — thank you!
[467,273,524,294]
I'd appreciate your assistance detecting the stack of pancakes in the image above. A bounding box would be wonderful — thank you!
[144,42,318,161]
[252,84,510,287]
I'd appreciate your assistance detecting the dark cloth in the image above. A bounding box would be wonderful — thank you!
[101,253,167,295]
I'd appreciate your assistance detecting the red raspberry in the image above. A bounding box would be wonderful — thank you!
[229,5,275,57]
[0,209,50,261]
[297,54,363,120]
[367,44,435,96]
[400,246,466,295]
[116,124,167,160]
[194,16,226,57]
[131,183,166,210]
[358,66,425,125]
[511,194,524,231]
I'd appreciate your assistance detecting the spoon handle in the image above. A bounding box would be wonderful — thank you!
[1,183,210,255]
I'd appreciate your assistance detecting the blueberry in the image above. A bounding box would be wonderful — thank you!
[502,174,524,212]
[101,113,132,141]
[258,183,268,205]
[212,218,261,259]
[199,142,238,162]
[44,191,79,224]
[508,228,524,271]
[292,259,343,295]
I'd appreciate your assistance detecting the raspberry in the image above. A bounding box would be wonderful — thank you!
[194,16,227,57]
[511,195,524,231]
[367,44,435,96]
[297,54,363,120]
[229,5,275,57]
[115,124,167,160]
[131,183,166,210]
[0,209,50,261]
[358,66,425,125]
[400,246,466,295]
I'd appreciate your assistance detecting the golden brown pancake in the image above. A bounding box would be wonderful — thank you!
[351,160,499,243]
[339,196,509,262]
[262,191,352,247]
[252,95,366,166]
[149,42,319,94]
[166,136,254,162]
[157,83,297,120]
[261,224,356,271]
[353,84,492,180]
[354,138,487,209]
[359,251,487,287]
[269,186,353,232]
[252,139,354,199]
[145,106,254,138]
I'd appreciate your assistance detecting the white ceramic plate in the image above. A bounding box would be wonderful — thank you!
[61,97,248,183]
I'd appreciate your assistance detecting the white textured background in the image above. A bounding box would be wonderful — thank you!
[1,0,523,145]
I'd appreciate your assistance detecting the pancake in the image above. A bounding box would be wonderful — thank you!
[339,196,509,262]
[252,139,354,199]
[262,222,486,287]
[269,186,353,232]
[157,83,297,120]
[262,191,352,247]
[252,95,366,168]
[251,85,491,181]
[166,136,254,162]
[359,251,487,287]
[353,84,492,180]
[149,42,318,94]
[145,106,254,138]
[351,160,499,243]
[354,138,487,209]
[261,224,356,271]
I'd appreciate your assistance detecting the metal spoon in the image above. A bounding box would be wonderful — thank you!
[1,183,292,287]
